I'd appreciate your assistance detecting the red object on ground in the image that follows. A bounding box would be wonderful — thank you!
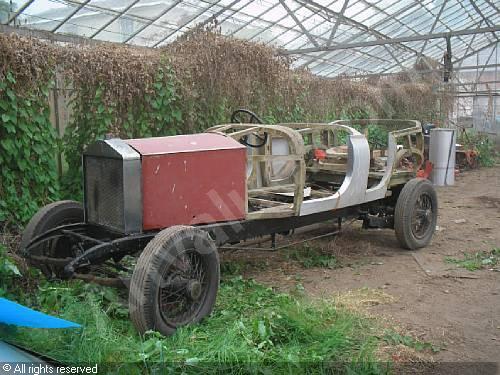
[313,149,327,160]
[417,160,433,179]
[464,150,479,169]
[126,133,247,230]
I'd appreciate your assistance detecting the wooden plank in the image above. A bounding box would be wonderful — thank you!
[249,197,284,207]
[246,205,294,220]
[249,184,296,194]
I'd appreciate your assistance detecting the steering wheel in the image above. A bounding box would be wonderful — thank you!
[231,109,267,148]
[230,109,264,124]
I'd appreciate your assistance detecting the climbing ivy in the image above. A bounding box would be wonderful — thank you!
[61,65,183,199]
[60,84,115,200]
[0,71,60,227]
[124,67,182,138]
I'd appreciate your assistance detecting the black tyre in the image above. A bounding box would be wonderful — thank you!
[394,178,438,250]
[20,200,84,277]
[129,226,220,336]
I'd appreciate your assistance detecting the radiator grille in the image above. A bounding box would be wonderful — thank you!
[84,157,124,232]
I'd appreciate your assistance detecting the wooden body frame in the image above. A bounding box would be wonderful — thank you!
[208,119,423,220]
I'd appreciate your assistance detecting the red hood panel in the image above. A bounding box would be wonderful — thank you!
[125,133,244,156]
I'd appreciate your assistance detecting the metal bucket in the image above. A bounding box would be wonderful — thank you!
[429,128,456,186]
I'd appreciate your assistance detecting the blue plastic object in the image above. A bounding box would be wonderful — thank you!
[0,298,80,329]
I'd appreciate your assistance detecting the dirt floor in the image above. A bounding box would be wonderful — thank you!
[222,166,500,364]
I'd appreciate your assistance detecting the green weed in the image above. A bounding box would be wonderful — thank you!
[445,248,499,271]
[458,131,498,167]
[0,244,21,298]
[3,276,389,373]
[286,244,340,269]
[0,244,20,277]
[382,330,442,353]
[476,138,497,167]
[220,259,269,276]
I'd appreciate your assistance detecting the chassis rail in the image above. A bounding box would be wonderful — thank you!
[24,205,364,279]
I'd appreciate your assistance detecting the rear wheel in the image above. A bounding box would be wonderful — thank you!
[129,226,220,336]
[20,200,84,277]
[394,178,438,250]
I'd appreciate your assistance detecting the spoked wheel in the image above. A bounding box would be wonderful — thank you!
[20,200,84,277]
[129,226,220,336]
[394,178,438,250]
[412,193,434,239]
[158,250,210,327]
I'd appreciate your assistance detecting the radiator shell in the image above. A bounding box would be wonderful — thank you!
[83,139,142,234]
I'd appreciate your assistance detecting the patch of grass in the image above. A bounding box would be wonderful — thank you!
[220,259,268,276]
[286,244,340,269]
[445,248,499,271]
[0,243,22,298]
[382,331,442,353]
[2,276,390,374]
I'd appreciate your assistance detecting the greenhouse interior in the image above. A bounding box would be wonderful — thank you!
[0,0,499,373]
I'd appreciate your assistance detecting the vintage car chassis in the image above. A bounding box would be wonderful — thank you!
[23,118,424,282]
[21,114,439,336]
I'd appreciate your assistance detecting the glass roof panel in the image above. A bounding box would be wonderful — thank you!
[333,23,365,43]
[3,0,498,77]
[283,34,310,49]
[15,0,84,31]
[86,0,141,12]
[126,0,177,19]
[376,21,405,35]
[237,1,272,16]
[344,2,368,19]
[259,5,288,23]
[399,7,429,27]
[316,0,345,13]
[307,20,333,38]
[383,0,415,16]
[56,8,116,38]
[354,8,385,27]
[95,20,143,43]
[234,21,270,40]
[126,23,174,46]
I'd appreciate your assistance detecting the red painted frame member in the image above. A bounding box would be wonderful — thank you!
[126,133,247,230]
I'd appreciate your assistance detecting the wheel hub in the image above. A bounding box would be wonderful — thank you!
[157,249,210,327]
[187,280,202,300]
[419,208,431,219]
[413,193,433,239]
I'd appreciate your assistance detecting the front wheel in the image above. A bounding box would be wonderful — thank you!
[20,200,84,277]
[394,178,438,250]
[129,226,220,336]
